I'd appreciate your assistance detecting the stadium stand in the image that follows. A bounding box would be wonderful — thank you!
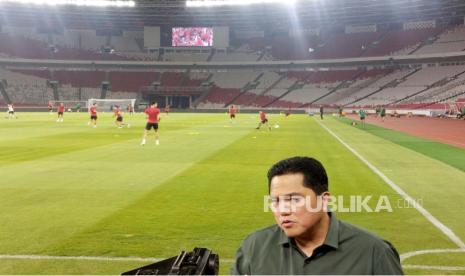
[0,68,53,105]
[4,61,465,109]
[201,86,241,106]
[58,86,100,101]
[161,72,185,87]
[353,65,465,106]
[281,84,331,104]
[79,87,102,100]
[0,28,132,60]
[361,28,443,57]
[2,26,142,53]
[211,44,261,62]
[403,79,465,104]
[336,69,417,106]
[190,72,211,81]
[106,90,139,100]
[110,32,143,52]
[315,69,393,105]
[251,77,296,107]
[109,72,159,92]
[163,52,210,62]
[210,72,259,89]
[268,27,443,60]
[414,25,465,55]
[0,24,459,64]
[232,72,282,106]
[3,18,465,109]
[312,32,383,59]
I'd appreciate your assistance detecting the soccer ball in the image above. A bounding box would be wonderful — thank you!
[68,108,72,112]
[274,124,280,128]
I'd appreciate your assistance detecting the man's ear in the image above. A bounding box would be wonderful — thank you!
[320,192,331,212]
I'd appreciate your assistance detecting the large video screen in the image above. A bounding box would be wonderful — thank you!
[172,27,213,47]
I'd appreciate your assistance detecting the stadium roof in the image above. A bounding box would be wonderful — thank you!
[0,0,465,30]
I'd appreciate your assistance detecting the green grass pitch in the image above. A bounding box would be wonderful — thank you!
[0,112,464,274]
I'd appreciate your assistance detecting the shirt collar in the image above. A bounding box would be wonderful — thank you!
[278,212,339,249]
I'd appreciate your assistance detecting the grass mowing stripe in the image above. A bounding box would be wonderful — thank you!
[31,115,453,275]
[337,117,465,172]
[0,113,254,255]
[0,114,460,275]
[315,118,465,249]
[0,113,230,166]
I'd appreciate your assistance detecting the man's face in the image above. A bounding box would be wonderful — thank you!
[270,173,328,238]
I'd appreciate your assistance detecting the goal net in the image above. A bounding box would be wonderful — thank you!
[87,99,136,112]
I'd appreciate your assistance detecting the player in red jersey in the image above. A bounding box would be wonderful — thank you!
[141,102,161,145]
[113,105,130,128]
[48,102,53,114]
[127,104,134,116]
[256,111,271,131]
[164,104,171,115]
[57,102,65,122]
[88,103,98,128]
[229,105,237,124]
[285,106,292,117]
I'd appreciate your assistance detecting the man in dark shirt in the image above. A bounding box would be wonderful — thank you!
[231,156,403,275]
[458,106,465,119]
[380,107,386,122]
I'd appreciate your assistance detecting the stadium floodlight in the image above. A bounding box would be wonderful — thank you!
[0,0,135,7]
[186,0,297,7]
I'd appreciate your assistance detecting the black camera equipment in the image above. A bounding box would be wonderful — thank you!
[122,247,219,275]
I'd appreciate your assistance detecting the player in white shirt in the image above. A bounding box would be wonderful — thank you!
[6,104,17,119]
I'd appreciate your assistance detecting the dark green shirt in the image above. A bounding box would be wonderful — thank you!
[231,213,403,275]
[381,108,386,116]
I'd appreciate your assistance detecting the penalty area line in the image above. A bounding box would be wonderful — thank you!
[0,254,236,264]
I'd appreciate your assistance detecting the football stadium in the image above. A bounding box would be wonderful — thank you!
[0,0,465,275]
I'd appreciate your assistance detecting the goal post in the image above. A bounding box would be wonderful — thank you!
[87,98,136,112]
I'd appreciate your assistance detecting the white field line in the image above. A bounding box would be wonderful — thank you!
[0,254,236,263]
[400,248,465,261]
[315,118,465,249]
[402,265,465,271]
[0,254,162,263]
[1,253,465,271]
[2,118,464,270]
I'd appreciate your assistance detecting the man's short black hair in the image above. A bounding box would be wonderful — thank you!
[267,156,328,195]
